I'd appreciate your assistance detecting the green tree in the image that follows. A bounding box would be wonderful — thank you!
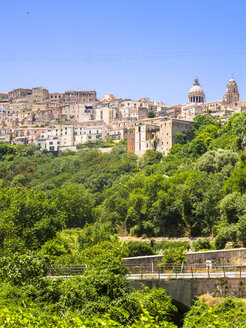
[147,110,156,118]
[174,132,187,145]
[193,238,212,251]
[237,215,246,246]
[50,183,95,228]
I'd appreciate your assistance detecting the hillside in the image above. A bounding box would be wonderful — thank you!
[1,113,246,326]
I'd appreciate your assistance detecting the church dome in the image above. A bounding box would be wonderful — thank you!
[189,84,204,94]
[188,78,205,103]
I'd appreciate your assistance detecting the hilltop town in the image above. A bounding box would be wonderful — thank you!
[0,77,243,155]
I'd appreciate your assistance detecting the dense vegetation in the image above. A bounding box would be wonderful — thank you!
[1,113,246,325]
[1,114,246,246]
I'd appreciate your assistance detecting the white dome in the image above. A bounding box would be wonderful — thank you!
[189,85,204,94]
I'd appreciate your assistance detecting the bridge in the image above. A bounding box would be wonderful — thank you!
[47,263,246,308]
[121,249,246,307]
[125,263,246,308]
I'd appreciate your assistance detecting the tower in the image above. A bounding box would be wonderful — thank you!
[223,76,239,105]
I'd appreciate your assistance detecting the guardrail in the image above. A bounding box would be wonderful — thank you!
[46,263,246,279]
[126,263,246,279]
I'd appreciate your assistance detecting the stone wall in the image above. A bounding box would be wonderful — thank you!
[122,248,246,268]
[185,248,246,266]
[130,277,246,308]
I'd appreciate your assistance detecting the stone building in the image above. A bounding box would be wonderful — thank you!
[31,87,49,102]
[7,103,24,118]
[127,128,135,153]
[204,76,241,114]
[119,98,151,119]
[74,124,104,145]
[49,93,65,102]
[134,123,160,156]
[127,117,192,156]
[63,104,94,122]
[64,90,96,103]
[95,105,115,124]
[222,76,239,105]
[0,93,8,102]
[156,118,192,155]
[8,88,32,100]
[179,103,204,120]
[164,105,182,118]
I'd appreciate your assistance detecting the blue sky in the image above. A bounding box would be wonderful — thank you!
[1,0,246,105]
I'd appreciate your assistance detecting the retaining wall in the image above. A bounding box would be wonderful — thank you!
[123,248,246,268]
[130,277,246,308]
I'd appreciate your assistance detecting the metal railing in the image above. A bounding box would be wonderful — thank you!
[47,265,87,277]
[46,263,246,280]
[125,263,246,279]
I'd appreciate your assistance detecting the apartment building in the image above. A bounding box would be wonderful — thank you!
[156,118,192,155]
[64,90,96,103]
[8,88,32,100]
[128,118,192,156]
[63,104,94,122]
[0,93,8,102]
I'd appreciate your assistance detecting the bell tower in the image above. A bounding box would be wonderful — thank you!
[223,76,239,105]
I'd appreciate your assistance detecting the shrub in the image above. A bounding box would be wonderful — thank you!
[0,252,51,285]
[153,241,190,253]
[125,241,155,257]
[215,234,228,250]
[237,215,246,246]
[215,224,238,250]
[160,246,187,270]
[78,222,117,250]
[193,238,212,252]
